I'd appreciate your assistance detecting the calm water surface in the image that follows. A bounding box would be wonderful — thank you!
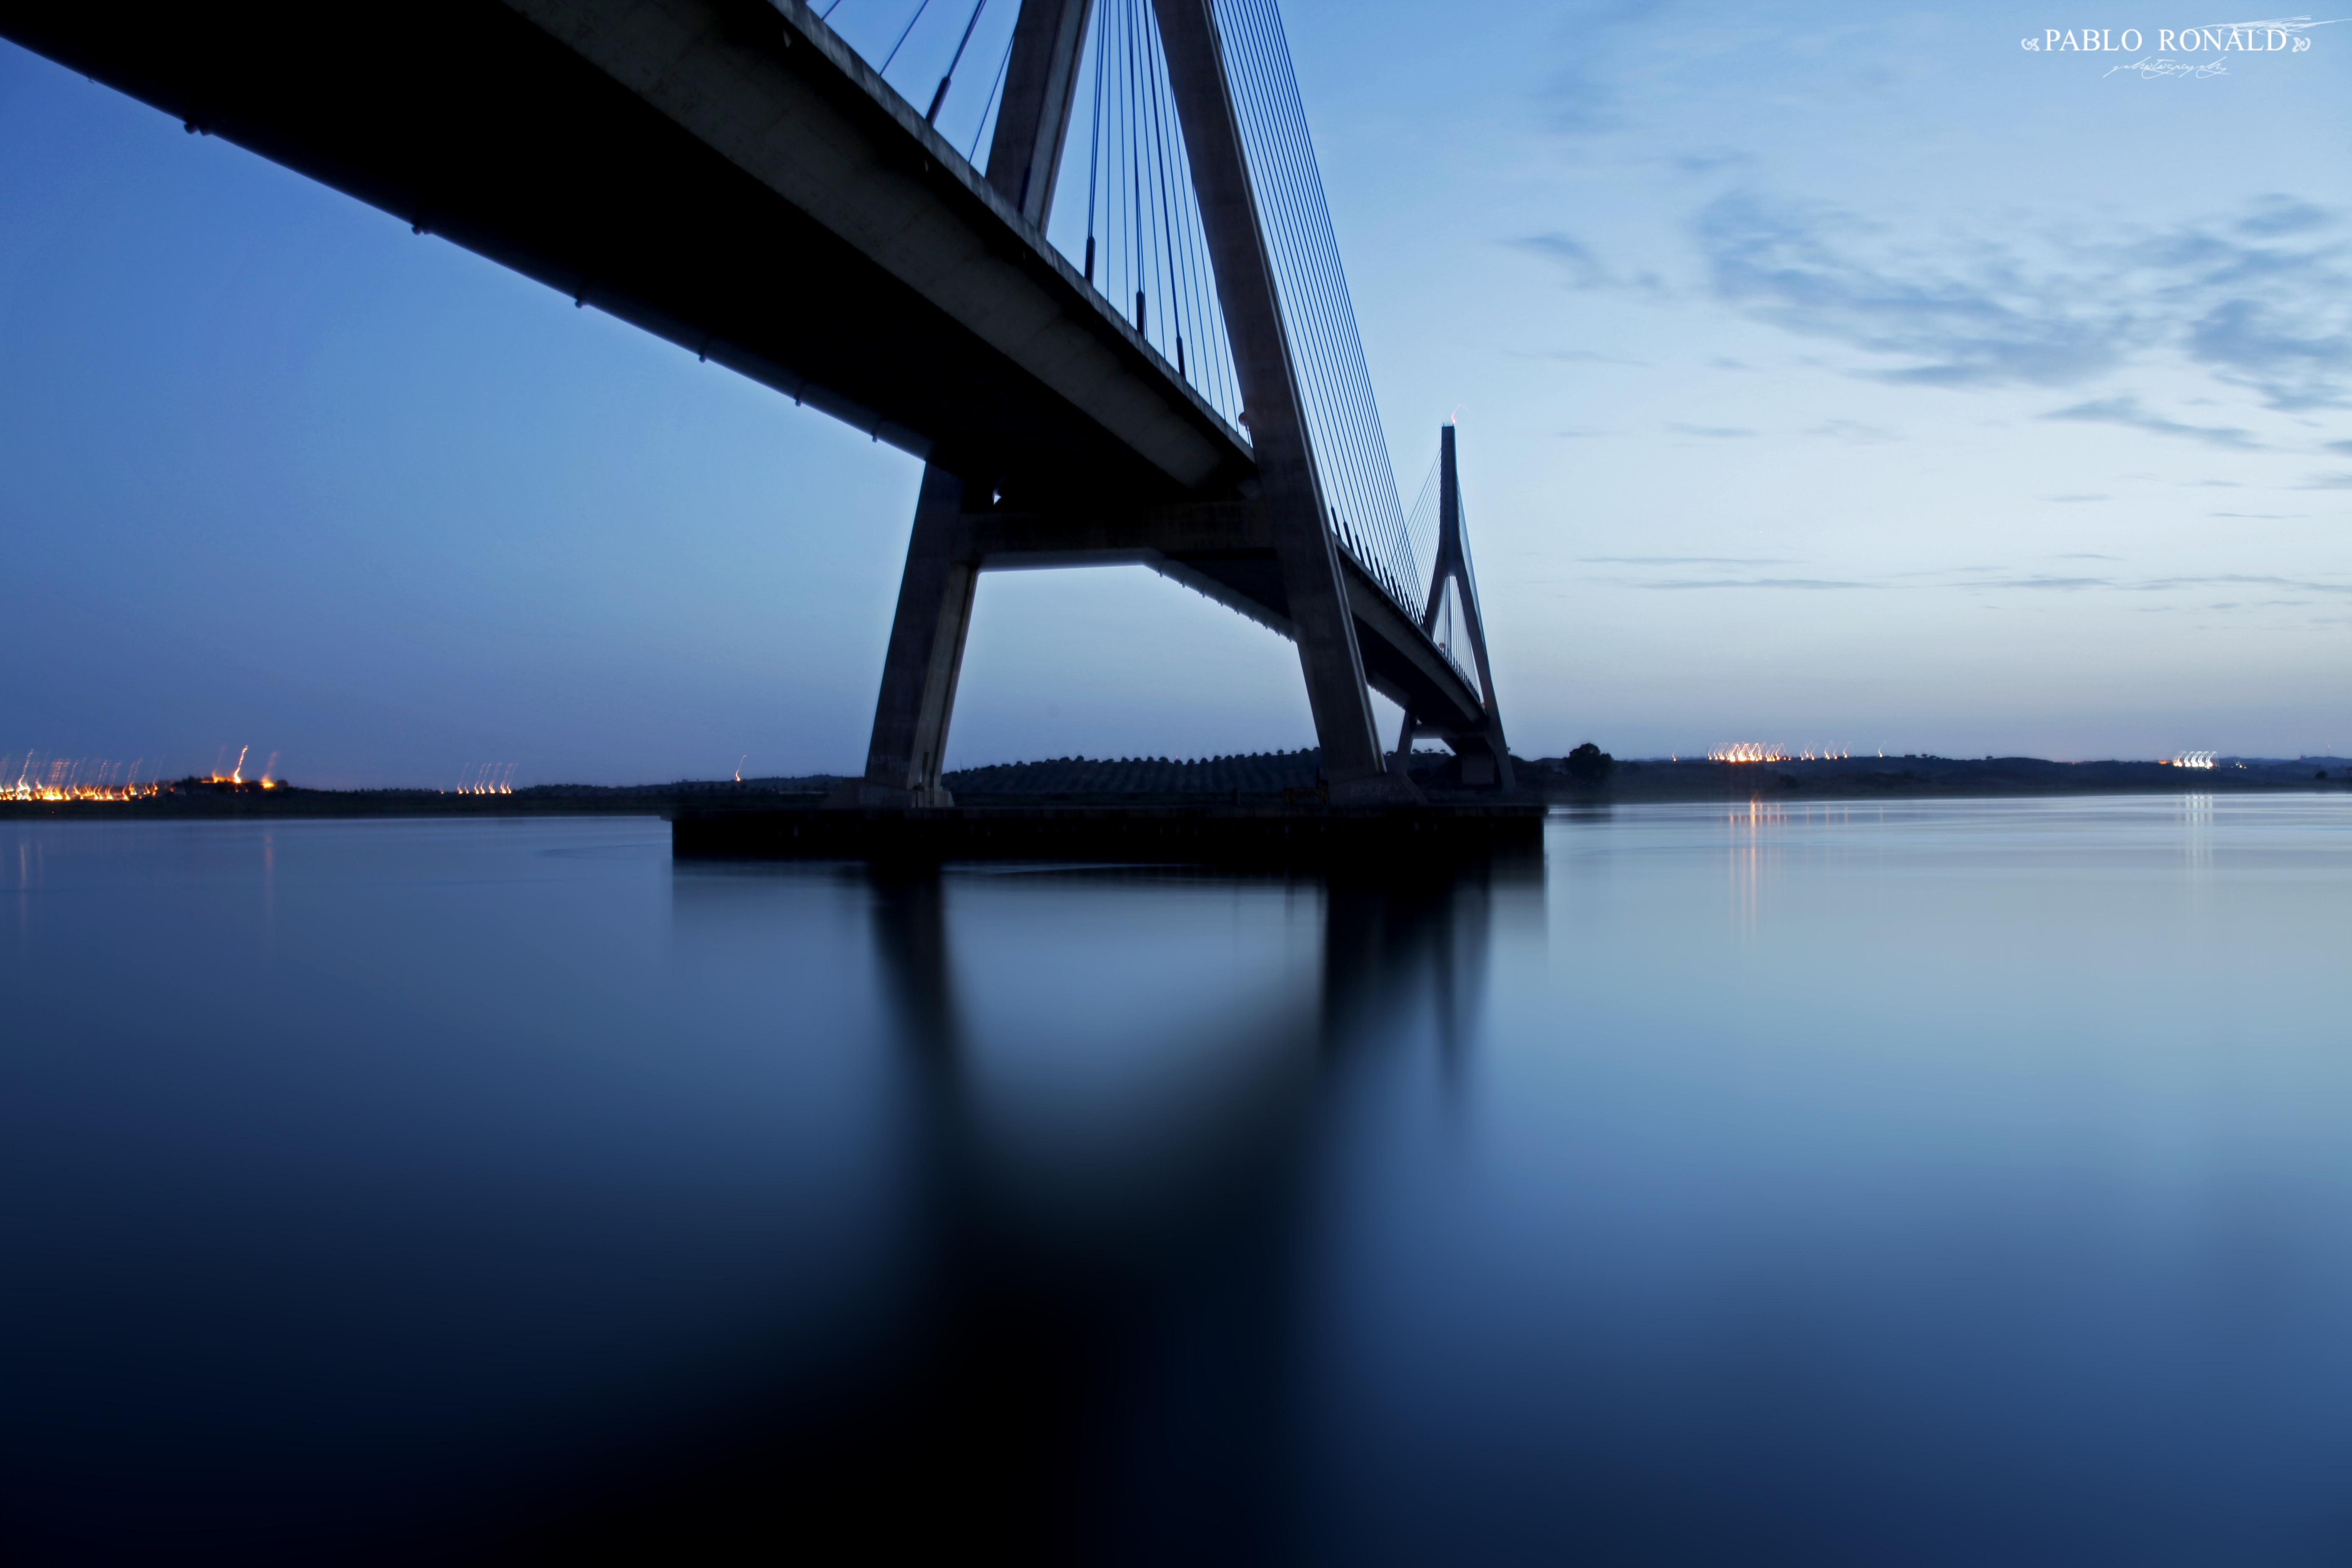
[3,796,2349,1563]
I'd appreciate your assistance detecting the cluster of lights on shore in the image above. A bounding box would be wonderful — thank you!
[452,763,518,796]
[8,754,160,801]
[1701,747,2231,769]
[7,748,536,800]
[1705,745,1853,764]
[8,746,279,802]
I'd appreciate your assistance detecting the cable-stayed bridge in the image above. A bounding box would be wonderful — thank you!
[0,0,1510,802]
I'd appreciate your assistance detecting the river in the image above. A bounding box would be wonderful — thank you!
[4,796,2348,1562]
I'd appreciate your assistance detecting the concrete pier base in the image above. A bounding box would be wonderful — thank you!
[673,803,1543,869]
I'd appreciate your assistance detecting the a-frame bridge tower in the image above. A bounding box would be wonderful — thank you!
[836,0,1508,805]
[1394,425,1511,789]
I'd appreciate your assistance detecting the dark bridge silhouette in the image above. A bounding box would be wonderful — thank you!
[1,0,1511,802]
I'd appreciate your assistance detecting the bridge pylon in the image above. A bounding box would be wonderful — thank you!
[1394,425,1512,789]
[836,0,1415,807]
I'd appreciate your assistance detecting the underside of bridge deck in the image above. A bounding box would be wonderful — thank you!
[0,0,1253,506]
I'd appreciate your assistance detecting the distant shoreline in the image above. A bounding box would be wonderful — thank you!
[2,753,2344,820]
[1540,754,2350,805]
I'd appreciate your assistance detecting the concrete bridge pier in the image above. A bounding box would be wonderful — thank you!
[841,468,980,808]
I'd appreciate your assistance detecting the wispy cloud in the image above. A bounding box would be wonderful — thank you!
[2182,298,2352,413]
[2039,396,2265,449]
[2295,471,2352,489]
[1513,232,1667,297]
[1673,147,1754,175]
[1514,233,1615,290]
[1518,191,2352,413]
[2237,196,2333,239]
[1599,565,2352,596]
[2074,203,2352,411]
[2043,493,2109,503]
[1691,193,2126,388]
[1947,575,2114,591]
[1667,423,1756,438]
[1530,348,1648,366]
[2138,573,2352,595]
[1632,576,1872,590]
[1808,419,1898,443]
[1539,0,1676,136]
[1580,554,1790,565]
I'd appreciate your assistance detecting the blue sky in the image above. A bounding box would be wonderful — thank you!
[2,3,2347,786]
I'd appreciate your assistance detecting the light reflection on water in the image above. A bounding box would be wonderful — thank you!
[2,797,2350,1563]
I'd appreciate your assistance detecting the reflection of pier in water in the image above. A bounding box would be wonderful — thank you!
[547,855,1535,1561]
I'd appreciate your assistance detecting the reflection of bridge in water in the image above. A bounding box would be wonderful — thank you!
[553,854,1535,1558]
[3,0,1511,802]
